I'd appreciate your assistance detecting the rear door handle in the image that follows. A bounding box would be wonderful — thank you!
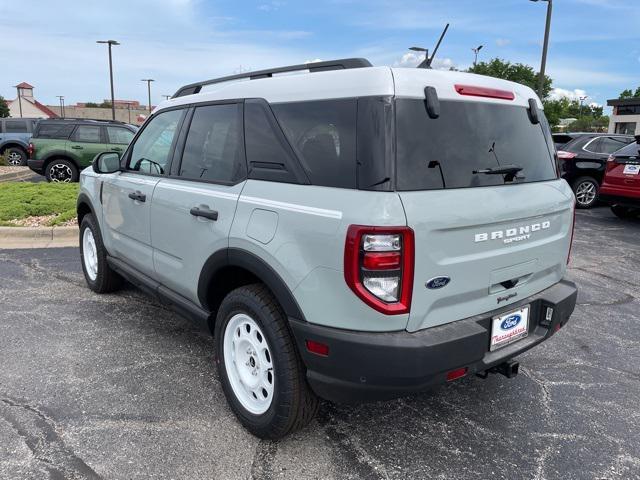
[190,206,218,221]
[71,145,83,149]
[128,191,146,202]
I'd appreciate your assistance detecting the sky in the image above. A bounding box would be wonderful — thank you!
[1,0,639,111]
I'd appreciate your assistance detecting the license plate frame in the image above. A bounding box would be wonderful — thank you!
[490,305,530,351]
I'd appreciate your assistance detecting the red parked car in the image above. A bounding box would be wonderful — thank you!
[599,139,640,219]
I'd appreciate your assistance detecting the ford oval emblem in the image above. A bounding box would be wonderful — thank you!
[501,314,521,330]
[426,276,451,289]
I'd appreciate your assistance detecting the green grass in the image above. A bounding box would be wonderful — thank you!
[0,182,79,226]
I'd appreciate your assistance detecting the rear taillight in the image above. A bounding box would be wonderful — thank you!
[567,201,576,265]
[557,150,577,160]
[27,142,34,158]
[344,225,414,315]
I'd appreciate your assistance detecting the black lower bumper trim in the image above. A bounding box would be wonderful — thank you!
[599,193,640,208]
[290,279,577,403]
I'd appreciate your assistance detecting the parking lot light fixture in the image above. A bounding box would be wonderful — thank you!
[56,95,65,118]
[96,40,120,120]
[530,0,552,99]
[471,45,483,67]
[141,79,155,112]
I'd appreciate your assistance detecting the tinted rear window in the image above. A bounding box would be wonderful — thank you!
[396,100,557,190]
[614,141,640,157]
[271,99,357,188]
[35,123,75,139]
[552,134,574,148]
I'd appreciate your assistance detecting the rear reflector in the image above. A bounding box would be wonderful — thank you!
[454,84,515,101]
[446,367,468,382]
[306,340,329,357]
[363,252,402,270]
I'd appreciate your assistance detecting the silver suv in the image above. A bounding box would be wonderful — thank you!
[77,58,578,439]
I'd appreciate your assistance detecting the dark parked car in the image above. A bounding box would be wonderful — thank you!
[553,132,634,208]
[599,139,640,219]
[27,118,136,182]
[0,118,39,166]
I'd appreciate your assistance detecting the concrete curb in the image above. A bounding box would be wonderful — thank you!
[0,168,37,182]
[0,226,78,249]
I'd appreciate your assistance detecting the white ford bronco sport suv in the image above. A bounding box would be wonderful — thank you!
[77,58,577,439]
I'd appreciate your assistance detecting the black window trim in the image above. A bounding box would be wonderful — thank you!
[168,99,249,187]
[244,97,310,186]
[120,105,189,179]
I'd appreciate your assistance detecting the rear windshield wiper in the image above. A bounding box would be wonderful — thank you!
[473,164,523,182]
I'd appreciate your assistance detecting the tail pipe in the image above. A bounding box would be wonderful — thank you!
[476,359,520,379]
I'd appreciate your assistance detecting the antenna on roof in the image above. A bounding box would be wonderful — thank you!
[415,23,450,69]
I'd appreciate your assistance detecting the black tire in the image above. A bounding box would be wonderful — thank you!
[45,158,79,183]
[610,205,637,220]
[79,214,122,293]
[3,146,27,166]
[214,284,319,439]
[572,176,599,209]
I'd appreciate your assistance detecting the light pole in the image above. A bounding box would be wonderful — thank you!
[471,45,483,67]
[530,0,552,99]
[13,85,23,117]
[141,79,155,112]
[96,40,120,120]
[56,96,65,118]
[578,95,588,118]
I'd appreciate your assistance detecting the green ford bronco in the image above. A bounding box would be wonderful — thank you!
[27,118,137,182]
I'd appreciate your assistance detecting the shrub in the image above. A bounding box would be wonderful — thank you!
[0,154,7,166]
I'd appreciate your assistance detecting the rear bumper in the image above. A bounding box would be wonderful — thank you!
[599,192,640,208]
[27,159,44,174]
[290,279,577,403]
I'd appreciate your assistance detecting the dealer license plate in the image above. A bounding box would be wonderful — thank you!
[490,305,530,351]
[623,164,640,175]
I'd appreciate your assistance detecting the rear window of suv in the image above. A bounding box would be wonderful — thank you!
[35,123,75,139]
[395,100,557,190]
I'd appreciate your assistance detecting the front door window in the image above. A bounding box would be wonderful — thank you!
[127,109,184,175]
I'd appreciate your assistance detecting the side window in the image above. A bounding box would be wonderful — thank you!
[107,126,135,145]
[245,100,303,184]
[583,137,601,153]
[128,109,184,175]
[271,99,357,188]
[179,104,245,183]
[35,123,74,139]
[5,120,28,133]
[599,136,632,154]
[72,125,101,143]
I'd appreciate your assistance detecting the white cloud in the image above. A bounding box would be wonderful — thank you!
[496,38,511,47]
[394,52,455,70]
[548,88,602,108]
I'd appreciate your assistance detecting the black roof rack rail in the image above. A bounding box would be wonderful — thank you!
[41,117,127,124]
[172,57,372,98]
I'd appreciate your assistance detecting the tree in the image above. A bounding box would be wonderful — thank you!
[85,102,99,108]
[542,97,607,132]
[467,58,553,99]
[99,101,112,108]
[619,87,640,99]
[0,95,9,118]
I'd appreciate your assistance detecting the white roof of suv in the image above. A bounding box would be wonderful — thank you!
[158,58,541,112]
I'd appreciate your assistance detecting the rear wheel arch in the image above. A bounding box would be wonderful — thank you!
[198,248,306,332]
[1,142,27,154]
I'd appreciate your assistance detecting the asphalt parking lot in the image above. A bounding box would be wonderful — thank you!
[0,207,639,480]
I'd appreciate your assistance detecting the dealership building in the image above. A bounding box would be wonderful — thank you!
[607,97,640,135]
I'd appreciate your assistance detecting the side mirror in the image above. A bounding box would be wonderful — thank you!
[92,152,121,174]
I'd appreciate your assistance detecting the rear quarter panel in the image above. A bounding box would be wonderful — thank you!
[230,180,409,332]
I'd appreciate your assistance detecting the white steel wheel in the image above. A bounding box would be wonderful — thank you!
[82,227,98,281]
[223,313,275,415]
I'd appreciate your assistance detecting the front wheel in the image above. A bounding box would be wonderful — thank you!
[80,214,122,293]
[572,176,599,209]
[214,284,319,439]
[45,159,79,182]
